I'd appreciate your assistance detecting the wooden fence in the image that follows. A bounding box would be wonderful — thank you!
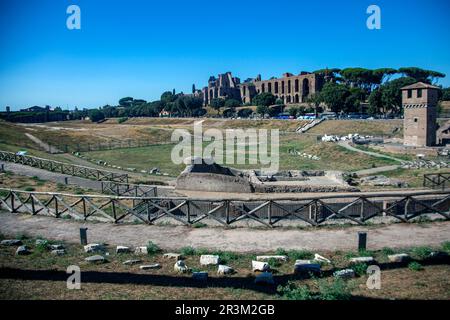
[423,172,450,190]
[1,188,448,227]
[0,151,128,183]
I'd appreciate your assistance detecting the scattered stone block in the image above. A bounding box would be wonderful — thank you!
[164,253,183,260]
[1,240,22,246]
[254,272,274,285]
[134,246,148,255]
[84,243,105,253]
[51,249,66,256]
[192,272,208,282]
[140,264,161,270]
[349,257,375,264]
[294,260,321,274]
[200,255,220,266]
[252,260,270,272]
[334,269,355,279]
[16,245,30,255]
[35,239,48,247]
[314,253,331,264]
[123,259,141,265]
[429,251,449,259]
[217,265,234,275]
[387,253,410,263]
[85,255,106,263]
[116,246,131,254]
[50,244,64,250]
[256,255,288,262]
[174,260,189,273]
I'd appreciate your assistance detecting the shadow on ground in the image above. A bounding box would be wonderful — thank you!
[0,255,448,298]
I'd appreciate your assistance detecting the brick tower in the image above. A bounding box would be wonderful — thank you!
[402,82,440,147]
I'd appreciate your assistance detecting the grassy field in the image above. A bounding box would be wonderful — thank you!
[0,234,449,300]
[83,137,399,177]
[308,119,403,137]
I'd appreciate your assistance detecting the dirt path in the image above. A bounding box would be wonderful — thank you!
[1,212,449,252]
[354,165,401,176]
[338,141,405,163]
[24,133,62,154]
[0,161,103,191]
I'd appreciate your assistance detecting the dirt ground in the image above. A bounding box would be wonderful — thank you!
[1,212,449,252]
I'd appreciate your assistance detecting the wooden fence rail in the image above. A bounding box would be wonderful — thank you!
[0,150,128,183]
[1,188,448,228]
[423,172,450,190]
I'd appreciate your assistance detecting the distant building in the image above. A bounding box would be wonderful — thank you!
[402,82,440,147]
[201,71,324,106]
[159,109,173,118]
[20,106,47,112]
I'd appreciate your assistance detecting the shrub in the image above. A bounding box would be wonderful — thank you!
[268,258,282,268]
[35,239,49,252]
[24,186,35,192]
[317,278,353,300]
[146,241,162,255]
[277,281,313,300]
[351,263,368,276]
[408,261,424,271]
[117,117,128,124]
[212,250,239,264]
[381,247,395,256]
[275,248,288,256]
[441,241,450,253]
[287,250,314,260]
[192,222,207,228]
[180,246,196,256]
[411,246,433,260]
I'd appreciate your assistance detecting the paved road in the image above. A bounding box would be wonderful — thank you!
[1,212,449,252]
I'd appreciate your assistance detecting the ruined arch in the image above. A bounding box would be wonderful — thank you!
[268,82,272,93]
[275,82,279,94]
[281,81,285,94]
[261,83,265,93]
[302,78,310,100]
[295,79,299,92]
[295,94,299,103]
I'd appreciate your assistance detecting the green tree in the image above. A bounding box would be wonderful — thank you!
[224,99,241,109]
[119,97,134,108]
[88,109,105,122]
[368,88,383,115]
[256,104,269,116]
[318,82,350,113]
[440,87,450,101]
[398,67,445,83]
[252,92,276,107]
[210,98,225,115]
[380,77,417,115]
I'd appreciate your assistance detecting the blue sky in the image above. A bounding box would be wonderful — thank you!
[0,0,449,110]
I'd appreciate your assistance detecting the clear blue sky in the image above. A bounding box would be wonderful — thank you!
[1,0,449,110]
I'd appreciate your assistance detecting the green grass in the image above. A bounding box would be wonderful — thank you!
[408,262,424,271]
[82,136,399,176]
[146,241,162,255]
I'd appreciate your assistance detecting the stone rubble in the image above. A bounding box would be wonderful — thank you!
[256,255,288,262]
[252,260,270,272]
[217,265,234,275]
[174,260,189,273]
[85,255,106,263]
[1,239,23,246]
[140,264,161,270]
